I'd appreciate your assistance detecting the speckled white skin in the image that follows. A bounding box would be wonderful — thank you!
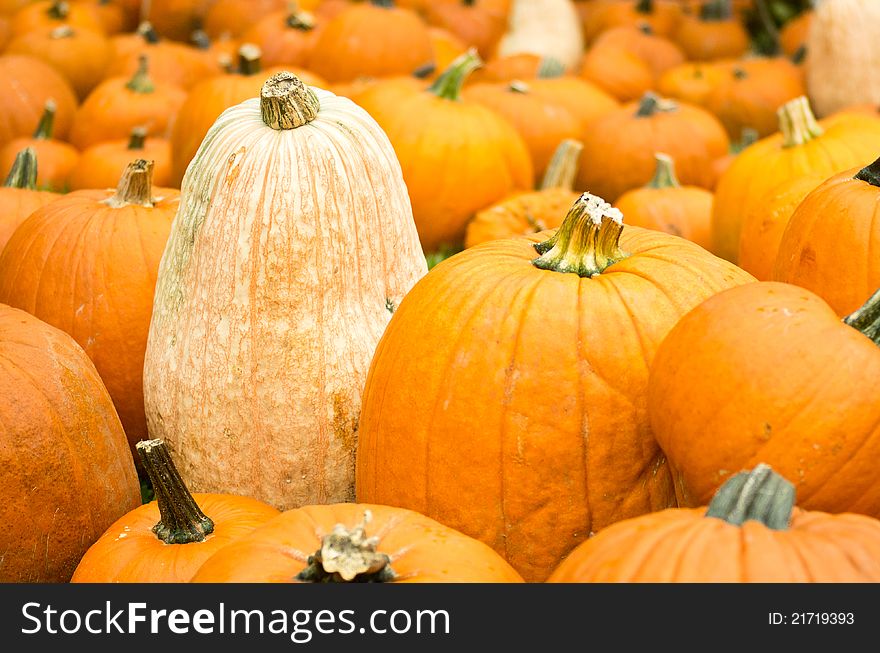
[143,85,427,510]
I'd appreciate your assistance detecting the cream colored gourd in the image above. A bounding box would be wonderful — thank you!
[806,0,880,117]
[496,0,584,71]
[143,72,427,511]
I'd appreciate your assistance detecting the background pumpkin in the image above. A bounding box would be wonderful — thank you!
[0,148,57,251]
[423,0,509,60]
[10,0,104,36]
[69,127,172,190]
[657,61,726,108]
[673,0,749,61]
[202,0,288,39]
[239,7,318,68]
[496,0,584,72]
[0,303,140,582]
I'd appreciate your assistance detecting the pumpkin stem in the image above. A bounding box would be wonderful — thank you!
[735,127,759,153]
[126,55,155,94]
[371,0,394,8]
[32,100,57,140]
[190,29,211,50]
[4,147,38,190]
[537,57,565,79]
[127,127,147,150]
[286,10,316,30]
[705,464,795,530]
[50,25,74,39]
[237,43,262,76]
[296,511,397,583]
[261,71,320,130]
[429,48,482,102]
[508,80,529,94]
[636,92,677,117]
[700,0,732,21]
[647,153,680,189]
[854,155,880,188]
[136,439,215,545]
[137,21,161,44]
[540,139,583,191]
[732,66,748,80]
[532,193,629,277]
[48,1,69,20]
[843,289,880,346]
[105,159,154,208]
[412,62,436,79]
[636,0,653,14]
[779,96,824,148]
[791,44,807,65]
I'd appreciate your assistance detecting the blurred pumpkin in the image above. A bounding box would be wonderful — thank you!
[10,0,103,36]
[423,0,509,60]
[69,127,172,190]
[0,148,57,251]
[673,0,749,61]
[202,0,288,38]
[0,101,78,192]
[239,8,318,68]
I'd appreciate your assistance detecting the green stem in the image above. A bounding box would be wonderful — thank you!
[778,96,824,148]
[48,0,69,20]
[127,127,147,150]
[705,464,795,530]
[4,147,38,190]
[125,55,155,94]
[854,155,880,188]
[844,289,880,346]
[540,139,582,191]
[647,153,680,189]
[371,0,394,7]
[636,92,677,117]
[261,71,320,130]
[237,44,262,76]
[412,62,436,79]
[700,0,732,21]
[636,0,653,14]
[136,439,215,545]
[190,29,210,50]
[32,101,56,140]
[532,193,629,277]
[537,57,564,79]
[429,49,482,101]
[137,21,161,44]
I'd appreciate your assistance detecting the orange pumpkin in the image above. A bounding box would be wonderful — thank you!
[10,0,104,36]
[657,61,726,107]
[423,0,509,60]
[428,26,467,76]
[72,439,281,583]
[709,126,757,188]
[577,92,729,202]
[0,101,79,192]
[0,302,141,582]
[72,0,128,34]
[649,281,880,515]
[711,96,880,263]
[780,9,812,59]
[356,192,755,581]
[464,139,583,248]
[0,54,78,147]
[308,0,434,83]
[613,153,714,250]
[0,148,57,251]
[69,127,172,190]
[525,74,620,132]
[69,55,187,149]
[361,50,533,253]
[774,158,880,316]
[582,0,682,44]
[0,160,180,456]
[239,8,318,68]
[673,0,749,61]
[144,0,211,42]
[548,464,880,582]
[202,0,288,38]
[467,52,545,85]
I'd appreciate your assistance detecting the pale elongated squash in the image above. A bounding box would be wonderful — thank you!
[496,0,584,71]
[143,72,427,510]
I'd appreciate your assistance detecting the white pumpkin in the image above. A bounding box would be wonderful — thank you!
[496,0,585,71]
[143,72,427,510]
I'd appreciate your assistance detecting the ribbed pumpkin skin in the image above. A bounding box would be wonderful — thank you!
[648,282,880,515]
[613,185,714,251]
[69,137,173,190]
[464,188,580,249]
[71,494,281,583]
[0,304,140,582]
[711,115,880,263]
[0,55,77,147]
[355,227,754,582]
[548,507,880,582]
[144,88,427,511]
[774,168,880,316]
[0,186,56,250]
[0,187,181,453]
[191,504,524,583]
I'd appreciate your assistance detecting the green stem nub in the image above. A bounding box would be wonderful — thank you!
[636,92,677,118]
[261,71,320,130]
[537,57,565,79]
[854,155,880,188]
[429,48,482,101]
[778,96,824,148]
[127,127,147,150]
[137,21,161,44]
[190,29,211,50]
[48,1,69,20]
[371,0,394,7]
[706,464,795,530]
[4,147,38,190]
[126,55,155,94]
[33,100,57,140]
[533,193,629,277]
[648,153,680,189]
[844,289,880,346]
[636,0,653,14]
[237,44,262,76]
[287,11,316,30]
[296,511,397,583]
[136,439,215,545]
[540,139,583,191]
[700,0,732,21]
[412,62,436,80]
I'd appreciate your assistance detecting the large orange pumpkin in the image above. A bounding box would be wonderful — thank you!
[648,281,880,515]
[0,303,140,582]
[0,160,180,456]
[69,127,173,190]
[71,439,281,583]
[548,464,880,582]
[774,158,880,316]
[0,148,57,251]
[355,192,755,581]
[191,504,524,583]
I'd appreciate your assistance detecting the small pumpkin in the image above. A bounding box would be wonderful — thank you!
[72,0,128,35]
[581,0,682,44]
[466,52,545,85]
[548,465,880,582]
[239,8,318,68]
[192,504,524,583]
[673,0,749,62]
[657,61,727,108]
[424,0,509,60]
[71,439,280,583]
[0,148,57,251]
[356,192,754,581]
[202,0,288,39]
[590,25,686,80]
[0,160,180,455]
[648,281,880,515]
[69,54,187,149]
[578,44,654,102]
[69,127,172,190]
[0,302,141,582]
[10,0,104,36]
[428,26,467,76]
[496,0,584,72]
[524,74,620,131]
[780,9,812,59]
[613,153,713,250]
[144,0,210,42]
[577,92,729,202]
[774,157,880,316]
[0,101,79,192]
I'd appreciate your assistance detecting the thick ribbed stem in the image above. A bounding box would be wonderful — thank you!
[104,159,154,208]
[540,140,583,191]
[705,464,795,530]
[136,440,215,545]
[647,153,680,189]
[32,101,56,140]
[261,71,320,130]
[126,55,155,94]
[127,127,147,150]
[429,49,482,101]
[4,147,38,190]
[532,193,629,277]
[844,289,880,346]
[237,44,262,75]
[296,511,396,583]
[779,96,824,148]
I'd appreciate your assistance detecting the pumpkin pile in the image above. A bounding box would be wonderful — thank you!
[2,0,880,586]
